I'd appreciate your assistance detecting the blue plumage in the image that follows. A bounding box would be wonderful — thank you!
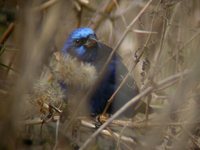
[62,27,140,117]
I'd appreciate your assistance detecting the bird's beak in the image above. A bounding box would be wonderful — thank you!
[84,35,97,48]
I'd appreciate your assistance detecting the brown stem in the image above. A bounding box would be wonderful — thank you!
[0,23,15,45]
[79,69,190,150]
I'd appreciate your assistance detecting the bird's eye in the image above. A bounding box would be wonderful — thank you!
[75,39,82,45]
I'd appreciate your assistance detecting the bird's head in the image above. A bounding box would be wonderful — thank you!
[62,27,98,62]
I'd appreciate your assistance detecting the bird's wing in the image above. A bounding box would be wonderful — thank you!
[111,54,141,117]
[92,43,150,117]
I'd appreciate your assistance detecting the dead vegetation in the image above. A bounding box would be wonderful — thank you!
[0,0,200,149]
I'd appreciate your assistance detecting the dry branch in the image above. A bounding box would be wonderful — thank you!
[79,69,190,150]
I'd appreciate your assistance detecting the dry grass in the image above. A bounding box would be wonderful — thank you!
[0,0,200,149]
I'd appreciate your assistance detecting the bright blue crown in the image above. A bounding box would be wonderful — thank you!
[69,27,94,39]
[62,27,95,53]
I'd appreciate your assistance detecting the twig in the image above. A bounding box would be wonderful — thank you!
[0,63,17,72]
[149,13,167,79]
[110,119,200,128]
[154,77,179,91]
[79,69,190,150]
[5,53,17,76]
[53,118,60,150]
[88,0,117,30]
[78,0,103,14]
[49,103,62,114]
[145,95,151,121]
[112,0,153,53]
[150,29,200,82]
[34,0,59,11]
[22,113,200,129]
[181,126,200,149]
[0,23,15,76]
[0,22,17,76]
[113,0,128,27]
[106,127,133,150]
[139,0,162,89]
[116,125,133,150]
[80,120,136,145]
[0,89,8,95]
[0,22,14,45]
[22,116,60,125]
[102,0,153,115]
[132,29,158,34]
[64,0,153,133]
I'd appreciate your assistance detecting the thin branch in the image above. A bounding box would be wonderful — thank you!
[88,0,117,30]
[34,0,59,11]
[181,126,200,149]
[80,120,136,145]
[0,63,17,73]
[61,0,154,124]
[113,0,128,27]
[22,112,200,129]
[79,69,190,150]
[149,13,167,79]
[79,0,106,16]
[0,23,15,76]
[145,95,151,121]
[53,118,60,150]
[132,29,158,34]
[106,127,133,150]
[152,29,200,78]
[0,22,14,45]
[101,0,153,115]
[22,116,60,125]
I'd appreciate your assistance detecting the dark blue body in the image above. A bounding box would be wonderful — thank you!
[90,56,117,115]
[61,27,139,117]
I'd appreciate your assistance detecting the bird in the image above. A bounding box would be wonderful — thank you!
[61,27,147,118]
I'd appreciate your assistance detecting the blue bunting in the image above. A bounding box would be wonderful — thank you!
[61,27,141,117]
